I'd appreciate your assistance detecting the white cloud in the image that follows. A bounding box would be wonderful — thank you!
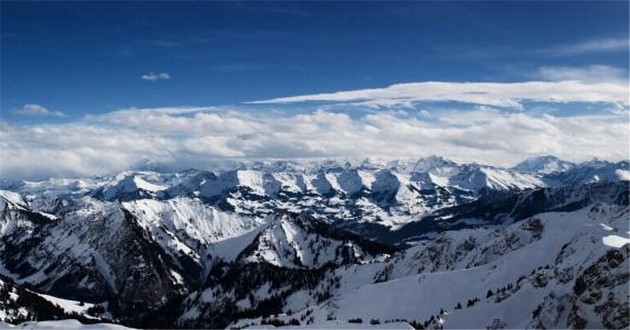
[547,38,630,56]
[249,80,628,110]
[12,104,65,117]
[537,65,628,83]
[0,105,627,179]
[141,72,171,82]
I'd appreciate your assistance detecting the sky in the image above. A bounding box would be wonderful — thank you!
[1,1,629,178]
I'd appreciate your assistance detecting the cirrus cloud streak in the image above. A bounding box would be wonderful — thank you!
[249,80,628,110]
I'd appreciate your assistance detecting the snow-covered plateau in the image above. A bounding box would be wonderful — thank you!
[0,156,627,329]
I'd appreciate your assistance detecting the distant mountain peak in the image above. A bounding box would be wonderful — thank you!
[129,159,172,173]
[513,155,575,175]
[410,155,457,172]
[579,157,612,167]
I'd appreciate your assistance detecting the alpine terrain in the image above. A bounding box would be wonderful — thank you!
[0,155,628,329]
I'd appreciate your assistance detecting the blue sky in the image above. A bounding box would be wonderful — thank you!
[0,2,628,178]
[2,1,628,119]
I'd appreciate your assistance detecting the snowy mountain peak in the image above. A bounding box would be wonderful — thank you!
[513,155,575,175]
[130,159,173,173]
[100,174,167,200]
[238,212,396,269]
[412,155,457,173]
[0,190,29,209]
[579,157,614,168]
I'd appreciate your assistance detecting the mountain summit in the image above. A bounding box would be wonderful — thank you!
[513,155,575,174]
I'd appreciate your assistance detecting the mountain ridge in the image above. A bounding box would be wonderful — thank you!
[0,155,628,329]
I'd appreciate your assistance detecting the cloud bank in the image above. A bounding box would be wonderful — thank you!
[1,103,628,179]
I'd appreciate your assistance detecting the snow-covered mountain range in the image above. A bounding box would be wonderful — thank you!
[0,155,628,328]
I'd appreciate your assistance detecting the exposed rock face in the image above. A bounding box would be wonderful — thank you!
[571,246,629,329]
[530,246,629,329]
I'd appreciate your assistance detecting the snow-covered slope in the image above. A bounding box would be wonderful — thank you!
[122,197,261,261]
[0,274,121,326]
[1,319,131,329]
[237,213,394,269]
[0,194,194,322]
[227,203,629,329]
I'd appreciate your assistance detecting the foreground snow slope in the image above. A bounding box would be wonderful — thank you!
[317,205,628,328]
[0,320,131,329]
[228,203,628,329]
